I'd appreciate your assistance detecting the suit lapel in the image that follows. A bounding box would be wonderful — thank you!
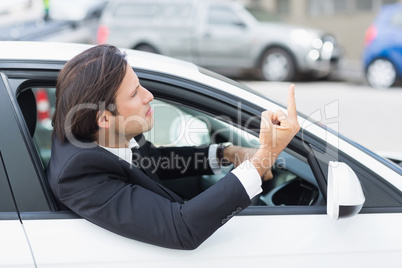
[132,146,161,183]
[132,147,184,203]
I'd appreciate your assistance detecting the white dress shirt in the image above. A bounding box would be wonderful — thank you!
[100,138,262,200]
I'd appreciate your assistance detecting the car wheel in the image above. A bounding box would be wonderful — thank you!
[366,58,397,89]
[134,44,158,54]
[259,48,296,81]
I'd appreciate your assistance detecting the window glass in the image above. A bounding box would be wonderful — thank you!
[162,4,193,20]
[114,3,159,18]
[245,7,279,22]
[208,5,243,26]
[260,149,322,206]
[32,87,55,166]
[391,11,402,28]
[149,98,323,207]
[29,85,324,208]
[144,99,211,146]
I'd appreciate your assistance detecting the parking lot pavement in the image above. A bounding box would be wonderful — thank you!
[242,81,402,154]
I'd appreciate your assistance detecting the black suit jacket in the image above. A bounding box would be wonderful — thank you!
[46,135,251,250]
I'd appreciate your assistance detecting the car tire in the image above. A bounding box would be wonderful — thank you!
[366,58,397,89]
[134,44,158,54]
[258,48,296,82]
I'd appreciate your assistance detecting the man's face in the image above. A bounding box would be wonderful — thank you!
[111,64,154,141]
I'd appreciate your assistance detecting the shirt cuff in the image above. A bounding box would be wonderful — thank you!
[208,144,221,175]
[231,160,262,199]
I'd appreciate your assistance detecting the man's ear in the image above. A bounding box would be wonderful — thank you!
[97,110,112,129]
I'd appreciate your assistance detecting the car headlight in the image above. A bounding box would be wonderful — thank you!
[312,38,323,49]
[308,49,320,61]
[321,41,334,60]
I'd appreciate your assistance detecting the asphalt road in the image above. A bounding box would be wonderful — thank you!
[241,81,402,154]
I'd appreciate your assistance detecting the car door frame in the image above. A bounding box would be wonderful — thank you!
[5,60,402,213]
[3,62,402,267]
[0,73,37,267]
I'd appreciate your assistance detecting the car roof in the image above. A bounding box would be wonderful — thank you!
[381,2,402,12]
[0,41,273,107]
[377,3,402,20]
[0,41,199,75]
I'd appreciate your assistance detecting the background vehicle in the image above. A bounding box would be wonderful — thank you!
[97,0,341,82]
[363,3,402,88]
[49,0,107,22]
[0,0,97,43]
[0,41,401,267]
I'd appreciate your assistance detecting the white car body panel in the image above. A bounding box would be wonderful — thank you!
[0,221,34,267]
[23,214,402,267]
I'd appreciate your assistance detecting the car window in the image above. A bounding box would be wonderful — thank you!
[391,11,402,28]
[208,5,244,27]
[161,3,193,21]
[28,86,323,208]
[32,87,56,166]
[310,140,402,208]
[113,3,159,19]
[143,99,211,146]
[146,99,323,207]
[112,2,193,22]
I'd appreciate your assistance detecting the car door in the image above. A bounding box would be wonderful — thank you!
[13,71,402,267]
[0,74,35,267]
[196,3,253,68]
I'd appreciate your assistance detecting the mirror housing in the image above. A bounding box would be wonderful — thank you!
[327,161,365,220]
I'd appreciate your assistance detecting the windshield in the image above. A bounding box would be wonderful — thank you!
[245,6,281,22]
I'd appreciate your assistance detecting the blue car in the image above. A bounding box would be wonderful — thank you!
[363,3,402,88]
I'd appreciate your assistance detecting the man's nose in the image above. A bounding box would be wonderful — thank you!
[142,87,154,103]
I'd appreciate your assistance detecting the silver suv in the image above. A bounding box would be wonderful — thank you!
[97,0,341,81]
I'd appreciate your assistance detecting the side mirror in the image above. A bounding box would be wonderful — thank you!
[327,161,365,220]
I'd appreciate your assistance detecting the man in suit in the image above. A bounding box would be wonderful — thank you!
[47,45,300,250]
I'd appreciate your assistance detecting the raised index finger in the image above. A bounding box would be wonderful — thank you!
[287,84,297,119]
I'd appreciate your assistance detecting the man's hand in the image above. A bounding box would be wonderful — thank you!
[252,84,300,177]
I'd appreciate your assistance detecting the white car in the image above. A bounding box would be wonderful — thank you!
[98,0,341,82]
[49,0,107,22]
[0,41,401,267]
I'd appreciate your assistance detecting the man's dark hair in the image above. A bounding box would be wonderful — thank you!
[52,45,127,143]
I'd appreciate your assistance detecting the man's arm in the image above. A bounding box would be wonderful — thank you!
[221,85,299,181]
[138,139,214,180]
[52,148,251,250]
[222,145,273,181]
[251,84,299,178]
